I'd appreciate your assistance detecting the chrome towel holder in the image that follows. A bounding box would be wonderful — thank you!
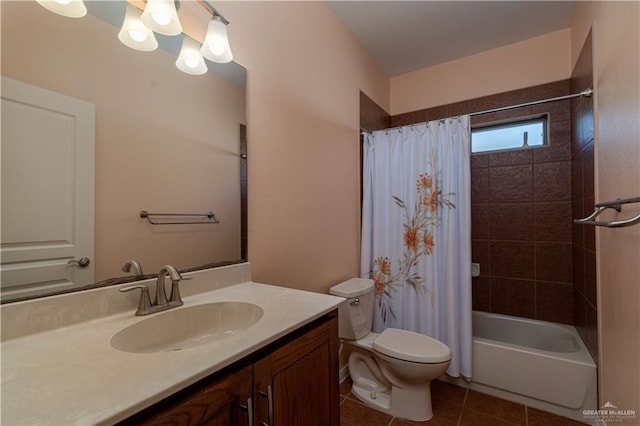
[140,210,220,225]
[574,196,640,228]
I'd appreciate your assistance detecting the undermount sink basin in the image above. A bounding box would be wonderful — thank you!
[110,302,264,353]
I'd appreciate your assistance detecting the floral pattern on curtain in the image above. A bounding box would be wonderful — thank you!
[372,167,456,323]
[361,117,472,378]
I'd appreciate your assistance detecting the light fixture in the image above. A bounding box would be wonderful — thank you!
[118,4,158,52]
[176,36,208,75]
[37,0,234,76]
[36,0,87,18]
[141,0,182,36]
[200,16,233,64]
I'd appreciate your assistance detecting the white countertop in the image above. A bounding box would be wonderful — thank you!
[1,265,345,425]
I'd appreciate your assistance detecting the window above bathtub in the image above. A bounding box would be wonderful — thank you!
[471,116,548,154]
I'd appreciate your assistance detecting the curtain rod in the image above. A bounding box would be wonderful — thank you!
[361,88,593,135]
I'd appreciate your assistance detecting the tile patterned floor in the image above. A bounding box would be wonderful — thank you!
[339,378,586,426]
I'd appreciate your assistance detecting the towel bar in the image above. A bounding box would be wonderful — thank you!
[574,196,640,228]
[140,210,220,225]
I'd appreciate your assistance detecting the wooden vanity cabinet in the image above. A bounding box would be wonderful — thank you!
[120,312,339,426]
[132,364,254,426]
[254,312,340,426]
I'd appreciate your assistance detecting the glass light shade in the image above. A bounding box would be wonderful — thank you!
[176,37,208,75]
[200,17,233,64]
[36,0,87,18]
[118,4,158,52]
[141,0,182,36]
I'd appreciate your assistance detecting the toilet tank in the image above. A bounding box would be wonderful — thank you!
[329,278,374,340]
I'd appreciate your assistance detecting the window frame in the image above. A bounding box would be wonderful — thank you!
[470,114,549,154]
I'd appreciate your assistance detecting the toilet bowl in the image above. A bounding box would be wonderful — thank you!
[330,278,452,422]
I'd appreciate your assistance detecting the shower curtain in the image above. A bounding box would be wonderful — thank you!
[361,117,472,378]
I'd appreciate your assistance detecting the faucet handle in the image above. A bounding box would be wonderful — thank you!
[168,275,192,305]
[120,285,152,316]
[168,278,184,306]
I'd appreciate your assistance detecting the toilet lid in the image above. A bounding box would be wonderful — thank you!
[329,278,374,298]
[372,328,451,363]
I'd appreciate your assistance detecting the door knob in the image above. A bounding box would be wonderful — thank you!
[68,257,91,267]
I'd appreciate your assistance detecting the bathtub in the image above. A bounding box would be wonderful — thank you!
[443,311,597,423]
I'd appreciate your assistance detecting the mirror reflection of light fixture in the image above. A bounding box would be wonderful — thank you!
[36,0,87,18]
[37,0,235,75]
[201,16,233,64]
[176,36,208,75]
[141,0,182,36]
[118,4,158,52]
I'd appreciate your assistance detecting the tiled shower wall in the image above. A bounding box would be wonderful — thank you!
[360,91,391,132]
[360,82,578,325]
[360,91,392,206]
[391,81,575,324]
[467,86,574,324]
[240,124,248,260]
[570,30,598,363]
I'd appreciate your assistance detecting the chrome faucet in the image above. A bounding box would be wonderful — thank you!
[120,264,185,316]
[121,259,144,277]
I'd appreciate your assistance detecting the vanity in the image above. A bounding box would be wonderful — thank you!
[0,4,345,423]
[0,263,345,425]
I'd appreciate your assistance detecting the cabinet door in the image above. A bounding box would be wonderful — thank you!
[135,364,253,426]
[254,316,339,426]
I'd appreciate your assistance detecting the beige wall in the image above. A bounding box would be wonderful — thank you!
[571,2,640,416]
[390,28,572,115]
[2,2,246,281]
[5,0,639,411]
[218,1,390,293]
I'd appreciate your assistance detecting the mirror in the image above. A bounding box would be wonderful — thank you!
[1,1,247,302]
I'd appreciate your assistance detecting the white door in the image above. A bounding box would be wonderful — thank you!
[1,77,95,302]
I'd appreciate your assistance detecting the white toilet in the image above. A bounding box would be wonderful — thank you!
[330,278,451,422]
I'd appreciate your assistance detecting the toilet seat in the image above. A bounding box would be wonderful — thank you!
[372,328,451,363]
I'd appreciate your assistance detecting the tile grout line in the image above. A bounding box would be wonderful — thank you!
[342,381,585,426]
[457,387,469,426]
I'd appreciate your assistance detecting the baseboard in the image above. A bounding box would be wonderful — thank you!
[339,364,350,384]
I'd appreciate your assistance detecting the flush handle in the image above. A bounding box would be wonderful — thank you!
[350,298,360,306]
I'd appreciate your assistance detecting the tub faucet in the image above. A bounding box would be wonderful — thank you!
[121,259,144,277]
[119,264,185,316]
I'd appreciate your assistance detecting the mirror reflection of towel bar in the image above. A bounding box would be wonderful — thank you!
[574,196,640,228]
[139,210,220,225]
